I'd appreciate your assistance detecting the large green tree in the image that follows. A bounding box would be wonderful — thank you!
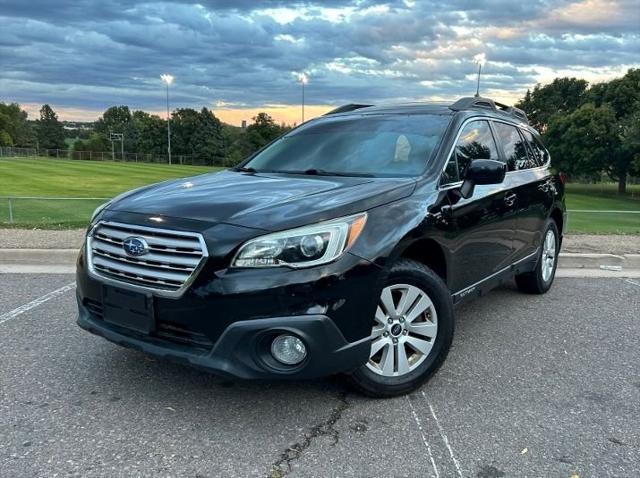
[587,69,640,119]
[619,106,640,191]
[518,69,640,193]
[516,78,588,132]
[36,104,66,149]
[546,102,638,193]
[248,112,288,144]
[189,108,226,165]
[94,106,135,155]
[170,108,200,158]
[131,111,166,155]
[0,107,15,146]
[167,108,227,164]
[72,132,109,155]
[227,112,290,164]
[0,103,35,147]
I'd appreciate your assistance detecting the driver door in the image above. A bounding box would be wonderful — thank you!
[440,120,517,293]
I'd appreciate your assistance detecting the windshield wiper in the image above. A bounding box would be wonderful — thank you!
[233,166,257,173]
[298,168,374,178]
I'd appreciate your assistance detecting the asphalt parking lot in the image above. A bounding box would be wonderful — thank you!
[1,274,638,478]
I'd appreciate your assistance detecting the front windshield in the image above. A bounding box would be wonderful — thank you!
[243,114,450,177]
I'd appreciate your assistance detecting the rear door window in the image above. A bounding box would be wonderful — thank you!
[492,122,531,171]
[442,120,499,184]
[520,129,548,167]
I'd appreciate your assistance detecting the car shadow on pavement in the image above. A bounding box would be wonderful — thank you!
[83,342,349,415]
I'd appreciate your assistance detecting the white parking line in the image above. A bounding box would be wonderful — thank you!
[0,282,76,326]
[422,391,464,478]
[406,395,440,478]
[624,278,640,287]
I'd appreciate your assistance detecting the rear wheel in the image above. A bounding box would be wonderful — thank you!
[515,220,559,294]
[348,259,454,398]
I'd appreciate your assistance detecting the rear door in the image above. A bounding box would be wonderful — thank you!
[516,128,554,259]
[440,119,517,292]
[491,121,553,261]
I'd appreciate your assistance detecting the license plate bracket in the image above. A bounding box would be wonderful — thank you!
[102,286,154,334]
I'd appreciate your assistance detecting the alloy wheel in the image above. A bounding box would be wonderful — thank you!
[366,283,438,377]
[541,229,556,282]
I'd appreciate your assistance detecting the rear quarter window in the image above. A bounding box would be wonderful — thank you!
[520,129,548,167]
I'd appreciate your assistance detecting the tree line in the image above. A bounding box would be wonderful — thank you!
[0,103,291,167]
[74,107,291,166]
[0,103,66,150]
[516,68,639,193]
[1,68,638,191]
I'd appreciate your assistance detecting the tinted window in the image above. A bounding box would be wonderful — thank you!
[492,122,531,171]
[244,114,450,177]
[520,129,547,167]
[442,120,499,184]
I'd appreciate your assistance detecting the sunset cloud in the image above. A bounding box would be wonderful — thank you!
[0,0,637,124]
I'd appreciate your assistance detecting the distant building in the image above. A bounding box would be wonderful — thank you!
[241,120,247,129]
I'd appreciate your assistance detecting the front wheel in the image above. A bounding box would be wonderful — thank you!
[515,220,559,294]
[347,259,454,398]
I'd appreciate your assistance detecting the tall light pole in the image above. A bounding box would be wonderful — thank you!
[160,74,174,165]
[473,53,486,97]
[298,73,308,123]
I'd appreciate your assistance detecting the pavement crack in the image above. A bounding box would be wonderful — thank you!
[267,391,349,478]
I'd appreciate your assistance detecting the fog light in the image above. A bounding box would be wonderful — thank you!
[271,334,307,365]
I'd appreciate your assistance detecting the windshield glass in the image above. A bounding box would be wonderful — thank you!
[243,114,450,177]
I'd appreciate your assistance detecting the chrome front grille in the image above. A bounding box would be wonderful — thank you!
[87,221,208,297]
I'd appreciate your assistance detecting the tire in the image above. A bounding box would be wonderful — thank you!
[515,219,559,294]
[347,259,454,398]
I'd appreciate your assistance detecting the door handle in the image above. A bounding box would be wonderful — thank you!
[504,192,517,207]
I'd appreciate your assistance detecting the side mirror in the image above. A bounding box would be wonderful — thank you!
[460,159,506,199]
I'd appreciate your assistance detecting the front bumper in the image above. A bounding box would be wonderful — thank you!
[76,222,384,379]
[77,297,370,379]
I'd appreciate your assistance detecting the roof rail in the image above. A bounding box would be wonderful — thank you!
[450,96,529,124]
[450,97,496,111]
[494,101,529,123]
[324,104,373,115]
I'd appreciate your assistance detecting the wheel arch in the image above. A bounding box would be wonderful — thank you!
[389,236,449,287]
[549,207,564,244]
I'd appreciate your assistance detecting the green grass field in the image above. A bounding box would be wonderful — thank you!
[565,183,640,234]
[0,157,638,232]
[0,158,219,228]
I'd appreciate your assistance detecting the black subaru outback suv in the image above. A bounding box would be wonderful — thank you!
[76,97,565,397]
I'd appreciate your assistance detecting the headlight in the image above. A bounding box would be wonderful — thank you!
[90,201,111,223]
[232,213,367,268]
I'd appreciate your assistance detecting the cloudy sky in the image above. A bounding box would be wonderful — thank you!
[1,0,638,125]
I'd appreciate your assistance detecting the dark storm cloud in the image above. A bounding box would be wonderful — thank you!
[0,0,397,21]
[0,0,638,117]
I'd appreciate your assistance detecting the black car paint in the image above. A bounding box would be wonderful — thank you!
[108,170,417,232]
[76,106,566,379]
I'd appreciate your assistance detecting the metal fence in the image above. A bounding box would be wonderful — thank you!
[0,196,109,227]
[0,146,210,165]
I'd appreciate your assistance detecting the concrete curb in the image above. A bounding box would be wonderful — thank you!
[0,249,78,266]
[559,253,640,270]
[2,249,640,274]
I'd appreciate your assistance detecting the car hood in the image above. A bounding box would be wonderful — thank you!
[108,170,416,231]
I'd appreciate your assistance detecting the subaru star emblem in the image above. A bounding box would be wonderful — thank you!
[122,237,149,256]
